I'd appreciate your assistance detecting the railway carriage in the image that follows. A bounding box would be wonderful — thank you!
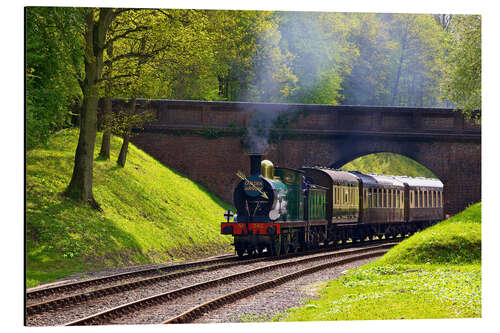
[390,175,444,224]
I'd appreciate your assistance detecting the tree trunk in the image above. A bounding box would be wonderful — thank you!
[99,96,112,160]
[117,98,136,167]
[64,8,115,210]
[99,41,114,160]
[65,73,100,209]
[391,20,409,106]
[117,133,130,167]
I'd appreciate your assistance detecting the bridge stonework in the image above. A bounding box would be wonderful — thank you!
[125,100,481,215]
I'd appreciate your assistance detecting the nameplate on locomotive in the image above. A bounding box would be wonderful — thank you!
[244,176,264,197]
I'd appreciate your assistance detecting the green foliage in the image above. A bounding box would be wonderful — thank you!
[379,203,481,265]
[25,7,84,149]
[26,9,466,113]
[26,129,233,288]
[277,12,356,104]
[341,14,395,105]
[110,102,156,138]
[282,203,482,321]
[441,15,481,120]
[341,152,436,178]
[198,126,225,139]
[386,13,448,107]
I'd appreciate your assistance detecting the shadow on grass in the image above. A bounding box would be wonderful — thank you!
[26,193,147,286]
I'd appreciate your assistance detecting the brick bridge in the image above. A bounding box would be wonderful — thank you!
[123,99,481,215]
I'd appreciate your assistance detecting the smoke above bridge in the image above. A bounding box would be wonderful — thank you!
[245,11,339,154]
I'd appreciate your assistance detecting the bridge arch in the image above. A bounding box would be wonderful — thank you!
[332,151,437,179]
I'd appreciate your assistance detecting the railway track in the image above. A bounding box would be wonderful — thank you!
[26,238,402,326]
[26,236,398,315]
[62,243,393,325]
[26,253,237,302]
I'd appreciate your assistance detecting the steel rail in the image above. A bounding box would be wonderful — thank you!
[27,235,400,303]
[163,249,388,324]
[26,254,238,300]
[27,255,273,315]
[64,243,394,326]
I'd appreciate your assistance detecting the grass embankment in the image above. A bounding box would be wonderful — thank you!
[26,128,233,288]
[283,203,481,321]
[341,152,436,178]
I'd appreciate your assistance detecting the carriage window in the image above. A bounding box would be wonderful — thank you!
[439,191,442,207]
[396,190,400,208]
[432,191,435,208]
[424,191,427,208]
[382,189,386,208]
[417,190,421,208]
[393,190,397,208]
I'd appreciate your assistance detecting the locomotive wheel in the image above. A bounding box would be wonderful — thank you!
[257,246,265,256]
[281,236,290,255]
[269,236,282,257]
[236,247,245,258]
[310,232,319,249]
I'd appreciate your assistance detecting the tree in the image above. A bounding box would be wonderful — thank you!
[98,39,114,160]
[384,14,446,107]
[341,13,394,105]
[64,8,126,209]
[441,15,481,120]
[277,12,357,104]
[25,7,83,149]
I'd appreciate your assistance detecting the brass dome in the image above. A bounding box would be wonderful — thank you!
[261,160,274,179]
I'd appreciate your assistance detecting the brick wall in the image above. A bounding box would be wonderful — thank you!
[121,99,481,215]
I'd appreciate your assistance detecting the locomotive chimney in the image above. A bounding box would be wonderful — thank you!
[249,153,262,176]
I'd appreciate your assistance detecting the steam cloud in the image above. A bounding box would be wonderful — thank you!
[247,108,281,154]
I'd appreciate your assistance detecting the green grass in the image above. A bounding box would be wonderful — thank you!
[26,128,233,288]
[341,152,436,178]
[281,203,481,321]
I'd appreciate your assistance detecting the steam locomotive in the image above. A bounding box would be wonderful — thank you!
[221,154,444,257]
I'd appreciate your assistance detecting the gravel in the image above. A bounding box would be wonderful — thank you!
[194,256,378,323]
[26,246,386,326]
